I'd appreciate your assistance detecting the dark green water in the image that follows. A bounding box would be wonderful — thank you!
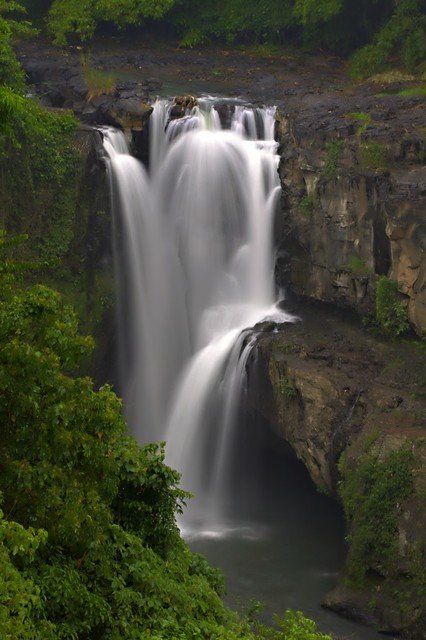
[187,429,388,640]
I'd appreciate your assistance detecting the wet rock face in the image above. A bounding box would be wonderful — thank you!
[250,311,372,495]
[275,108,426,337]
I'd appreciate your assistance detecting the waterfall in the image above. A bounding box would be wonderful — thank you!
[103,99,295,533]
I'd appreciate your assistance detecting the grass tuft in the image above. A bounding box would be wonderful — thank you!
[81,56,117,102]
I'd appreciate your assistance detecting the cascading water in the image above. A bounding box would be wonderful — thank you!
[103,99,295,533]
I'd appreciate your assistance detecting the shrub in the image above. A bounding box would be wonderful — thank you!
[347,255,371,276]
[375,275,410,337]
[81,56,117,101]
[0,1,36,91]
[0,93,80,263]
[299,194,315,217]
[324,139,344,178]
[345,111,372,137]
[278,376,297,399]
[339,447,414,587]
[350,0,426,77]
[359,141,389,170]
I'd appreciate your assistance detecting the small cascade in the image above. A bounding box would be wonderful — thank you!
[103,98,295,533]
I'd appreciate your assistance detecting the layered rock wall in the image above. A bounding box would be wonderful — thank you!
[275,106,425,336]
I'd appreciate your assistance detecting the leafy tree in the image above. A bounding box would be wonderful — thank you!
[47,0,177,44]
[350,0,426,76]
[168,0,296,47]
[293,0,342,25]
[0,1,35,90]
[0,506,55,640]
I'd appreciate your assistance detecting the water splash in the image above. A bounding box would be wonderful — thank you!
[103,98,295,532]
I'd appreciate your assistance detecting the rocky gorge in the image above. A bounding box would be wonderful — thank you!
[11,36,426,639]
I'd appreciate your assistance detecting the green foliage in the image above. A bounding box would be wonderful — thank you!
[170,0,296,48]
[359,141,389,170]
[346,111,370,122]
[18,0,426,75]
[324,139,344,178]
[48,0,176,44]
[299,194,315,217]
[397,86,426,97]
[350,0,426,77]
[47,0,96,44]
[0,94,80,263]
[375,275,410,337]
[345,111,372,137]
[81,55,117,101]
[293,0,342,25]
[346,255,371,276]
[253,610,332,639]
[0,3,91,310]
[278,375,296,399]
[0,507,55,640]
[339,447,414,587]
[350,44,387,78]
[0,1,35,91]
[189,551,226,595]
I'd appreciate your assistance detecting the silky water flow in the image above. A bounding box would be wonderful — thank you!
[102,99,295,534]
[101,100,389,640]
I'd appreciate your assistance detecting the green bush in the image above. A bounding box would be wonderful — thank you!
[81,56,117,101]
[324,139,344,178]
[278,375,297,398]
[359,141,389,170]
[47,0,176,44]
[375,275,410,337]
[0,94,80,264]
[299,194,315,217]
[254,609,333,639]
[350,0,426,77]
[347,255,371,276]
[169,0,296,47]
[0,1,35,91]
[339,447,414,587]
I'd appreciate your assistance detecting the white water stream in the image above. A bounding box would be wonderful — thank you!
[103,99,295,533]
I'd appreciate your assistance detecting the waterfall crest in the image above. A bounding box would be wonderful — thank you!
[103,99,295,533]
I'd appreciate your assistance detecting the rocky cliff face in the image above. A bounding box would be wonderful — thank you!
[274,97,425,336]
[268,96,425,635]
[249,305,426,640]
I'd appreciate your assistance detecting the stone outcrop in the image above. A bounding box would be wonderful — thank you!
[18,41,156,133]
[249,306,425,638]
[274,101,425,336]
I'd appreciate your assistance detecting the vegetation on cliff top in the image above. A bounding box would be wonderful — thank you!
[18,0,426,77]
